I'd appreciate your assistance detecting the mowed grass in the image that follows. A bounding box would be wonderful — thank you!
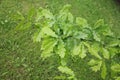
[0,0,120,80]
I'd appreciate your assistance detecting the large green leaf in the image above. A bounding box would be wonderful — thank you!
[88,59,102,72]
[101,62,107,79]
[94,22,113,36]
[115,77,120,80]
[88,43,102,59]
[101,48,110,59]
[100,25,113,36]
[41,37,58,59]
[33,26,58,42]
[61,59,67,66]
[72,43,86,58]
[57,12,67,23]
[60,4,71,12]
[57,40,66,58]
[42,27,58,38]
[58,66,74,77]
[76,17,88,27]
[72,44,81,56]
[42,9,54,19]
[62,24,73,37]
[108,39,120,47]
[65,37,77,52]
[93,31,101,42]
[109,47,119,58]
[67,12,74,23]
[32,30,43,42]
[111,64,120,72]
[58,5,73,23]
[36,7,54,21]
[79,43,86,59]
[74,31,88,39]
[82,28,93,40]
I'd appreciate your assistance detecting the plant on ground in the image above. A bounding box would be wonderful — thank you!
[15,4,120,80]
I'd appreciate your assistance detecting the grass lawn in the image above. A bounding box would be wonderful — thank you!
[0,0,120,80]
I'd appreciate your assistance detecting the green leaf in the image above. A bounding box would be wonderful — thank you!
[58,5,73,23]
[94,23,113,36]
[76,17,88,27]
[101,48,110,59]
[94,19,104,29]
[42,9,54,19]
[111,64,120,72]
[115,77,120,80]
[103,28,113,36]
[93,31,101,42]
[65,37,77,52]
[109,47,118,58]
[88,43,102,59]
[58,4,72,23]
[82,28,93,39]
[67,12,74,23]
[74,31,88,39]
[58,66,74,76]
[83,42,90,48]
[72,42,86,59]
[57,13,67,23]
[61,59,67,66]
[41,37,58,59]
[91,65,101,72]
[36,8,54,21]
[32,30,43,42]
[72,44,81,56]
[42,27,58,38]
[60,4,71,12]
[57,40,66,58]
[88,59,97,66]
[33,27,57,42]
[88,59,102,72]
[62,24,73,37]
[36,7,43,21]
[108,39,120,47]
[101,62,107,79]
[79,43,86,59]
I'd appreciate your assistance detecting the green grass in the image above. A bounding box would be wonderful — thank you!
[0,0,120,80]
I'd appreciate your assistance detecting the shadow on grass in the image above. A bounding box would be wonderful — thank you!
[114,0,120,5]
